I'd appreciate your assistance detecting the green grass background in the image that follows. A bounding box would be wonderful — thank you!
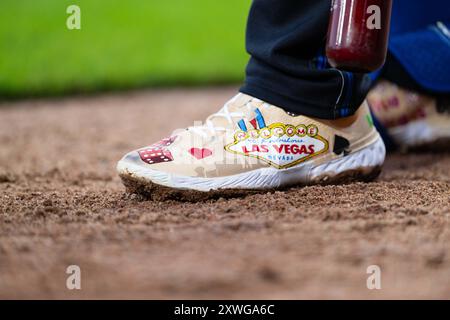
[0,0,251,98]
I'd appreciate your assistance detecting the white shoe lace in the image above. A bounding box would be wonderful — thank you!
[188,94,265,139]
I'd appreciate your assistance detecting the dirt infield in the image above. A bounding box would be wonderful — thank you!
[1,87,450,299]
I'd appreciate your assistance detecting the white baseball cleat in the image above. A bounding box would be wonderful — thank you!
[368,81,450,150]
[117,93,385,194]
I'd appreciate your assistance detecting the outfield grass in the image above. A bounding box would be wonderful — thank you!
[0,0,251,98]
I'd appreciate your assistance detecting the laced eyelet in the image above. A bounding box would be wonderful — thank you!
[187,94,258,138]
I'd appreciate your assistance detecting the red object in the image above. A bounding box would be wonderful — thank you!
[189,148,213,160]
[139,149,173,164]
[250,118,258,129]
[153,136,177,148]
[326,0,393,73]
[138,136,177,164]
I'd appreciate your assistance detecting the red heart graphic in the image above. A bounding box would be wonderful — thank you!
[189,147,213,160]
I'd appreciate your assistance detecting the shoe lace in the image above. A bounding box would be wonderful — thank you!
[188,95,264,139]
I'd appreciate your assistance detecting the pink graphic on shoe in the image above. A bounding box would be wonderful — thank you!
[387,96,400,107]
[189,147,213,160]
[139,149,174,164]
[152,136,177,148]
[138,136,177,164]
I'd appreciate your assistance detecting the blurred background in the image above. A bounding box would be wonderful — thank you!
[2,1,450,301]
[0,0,251,98]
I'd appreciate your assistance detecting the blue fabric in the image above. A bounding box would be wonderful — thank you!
[390,0,448,35]
[387,0,450,93]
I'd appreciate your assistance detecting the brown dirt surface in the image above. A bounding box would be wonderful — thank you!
[1,87,450,299]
